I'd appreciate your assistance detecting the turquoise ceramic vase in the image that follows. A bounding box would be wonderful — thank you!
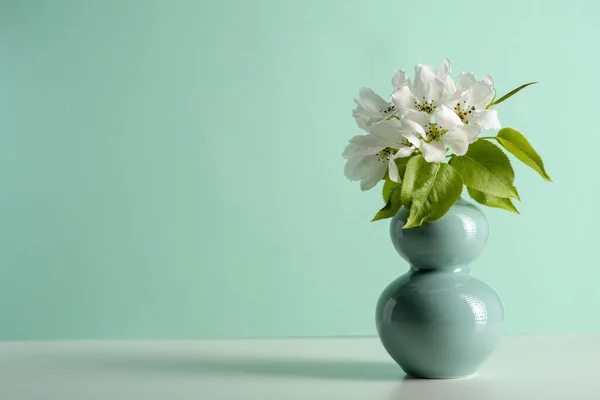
[376,197,504,379]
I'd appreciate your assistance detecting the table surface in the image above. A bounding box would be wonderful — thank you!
[1,335,597,400]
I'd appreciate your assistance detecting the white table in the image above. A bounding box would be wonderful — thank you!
[0,335,597,399]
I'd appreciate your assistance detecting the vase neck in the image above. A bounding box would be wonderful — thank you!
[390,198,488,273]
[410,265,471,274]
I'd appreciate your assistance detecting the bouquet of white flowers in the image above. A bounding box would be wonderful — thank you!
[343,58,551,228]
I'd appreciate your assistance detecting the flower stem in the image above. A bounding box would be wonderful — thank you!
[480,136,498,140]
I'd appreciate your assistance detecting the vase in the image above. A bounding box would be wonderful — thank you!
[375,197,504,379]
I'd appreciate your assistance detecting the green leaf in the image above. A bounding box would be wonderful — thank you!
[382,179,400,203]
[450,140,519,199]
[496,128,552,182]
[372,198,402,222]
[373,183,403,222]
[394,156,411,178]
[401,155,464,229]
[489,82,536,107]
[381,157,412,203]
[467,187,519,214]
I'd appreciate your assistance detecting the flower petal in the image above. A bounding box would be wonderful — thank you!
[360,160,387,191]
[481,74,494,89]
[428,77,445,106]
[438,58,456,96]
[413,62,446,105]
[391,85,417,112]
[357,87,390,112]
[395,146,416,158]
[388,158,400,182]
[457,124,482,142]
[344,154,386,187]
[469,109,501,130]
[401,130,421,148]
[344,155,366,180]
[456,72,477,92]
[467,80,495,109]
[400,109,430,127]
[351,110,370,131]
[412,64,437,100]
[343,135,387,158]
[443,91,463,111]
[389,145,416,183]
[438,58,450,79]
[421,140,446,162]
[342,143,359,159]
[434,104,463,129]
[442,129,469,156]
[353,97,383,132]
[392,69,411,91]
[400,118,426,137]
[480,75,496,106]
[369,120,404,145]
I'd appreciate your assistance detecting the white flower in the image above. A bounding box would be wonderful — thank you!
[343,120,420,189]
[445,73,501,132]
[401,105,476,163]
[352,87,398,132]
[346,59,502,183]
[391,58,454,120]
[388,59,501,162]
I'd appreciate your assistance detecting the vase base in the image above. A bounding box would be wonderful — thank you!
[403,369,477,380]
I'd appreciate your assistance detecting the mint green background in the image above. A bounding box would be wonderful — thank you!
[0,0,593,340]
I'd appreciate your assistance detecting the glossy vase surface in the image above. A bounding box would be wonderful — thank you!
[376,198,504,379]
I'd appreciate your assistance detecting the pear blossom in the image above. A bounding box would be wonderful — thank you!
[340,58,545,226]
[390,58,506,160]
[445,72,501,131]
[352,87,398,132]
[343,119,420,189]
[391,58,454,119]
[391,59,479,162]
[400,105,476,162]
[345,59,505,189]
